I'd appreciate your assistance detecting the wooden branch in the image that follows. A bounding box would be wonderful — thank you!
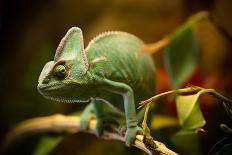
[4,114,178,155]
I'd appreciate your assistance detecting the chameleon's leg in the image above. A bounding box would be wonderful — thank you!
[79,103,94,131]
[80,98,120,135]
[103,79,143,146]
[92,98,120,137]
[92,98,104,136]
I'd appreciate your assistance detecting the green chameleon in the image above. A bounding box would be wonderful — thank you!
[37,27,155,146]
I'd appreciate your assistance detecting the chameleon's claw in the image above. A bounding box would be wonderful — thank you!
[125,126,144,147]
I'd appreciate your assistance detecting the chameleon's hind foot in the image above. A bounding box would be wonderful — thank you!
[95,117,119,137]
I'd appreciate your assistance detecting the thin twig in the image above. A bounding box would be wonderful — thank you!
[3,114,178,155]
[138,86,202,108]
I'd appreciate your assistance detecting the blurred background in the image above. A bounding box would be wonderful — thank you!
[1,0,232,154]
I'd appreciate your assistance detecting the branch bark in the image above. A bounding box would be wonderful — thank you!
[3,114,178,155]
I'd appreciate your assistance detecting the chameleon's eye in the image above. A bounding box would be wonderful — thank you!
[54,64,67,79]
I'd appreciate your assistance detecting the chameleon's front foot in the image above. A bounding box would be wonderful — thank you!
[125,126,144,146]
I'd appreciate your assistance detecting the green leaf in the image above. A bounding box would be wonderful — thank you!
[33,135,63,155]
[176,91,206,129]
[164,24,199,88]
[164,12,209,89]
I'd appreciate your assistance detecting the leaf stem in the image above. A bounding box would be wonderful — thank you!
[210,90,232,104]
[141,37,170,54]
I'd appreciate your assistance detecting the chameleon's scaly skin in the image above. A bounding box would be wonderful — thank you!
[37,27,155,146]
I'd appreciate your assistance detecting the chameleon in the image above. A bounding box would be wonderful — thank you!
[37,27,155,146]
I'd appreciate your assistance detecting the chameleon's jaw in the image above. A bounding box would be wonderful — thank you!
[38,86,90,103]
[37,82,91,104]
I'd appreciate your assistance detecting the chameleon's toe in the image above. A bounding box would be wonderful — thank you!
[125,126,144,147]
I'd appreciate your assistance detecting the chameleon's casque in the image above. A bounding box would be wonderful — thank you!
[37,27,155,146]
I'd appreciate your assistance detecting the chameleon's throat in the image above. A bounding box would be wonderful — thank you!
[42,95,90,104]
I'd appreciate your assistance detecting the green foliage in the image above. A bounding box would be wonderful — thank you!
[141,86,232,153]
[176,92,206,130]
[140,12,232,153]
[164,24,198,89]
[173,89,208,153]
[33,135,63,155]
[164,12,208,88]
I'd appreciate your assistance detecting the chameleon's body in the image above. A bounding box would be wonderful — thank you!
[37,27,155,146]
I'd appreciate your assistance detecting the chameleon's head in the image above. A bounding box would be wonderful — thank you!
[37,27,91,103]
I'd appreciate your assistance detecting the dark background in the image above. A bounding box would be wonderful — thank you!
[1,0,232,154]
